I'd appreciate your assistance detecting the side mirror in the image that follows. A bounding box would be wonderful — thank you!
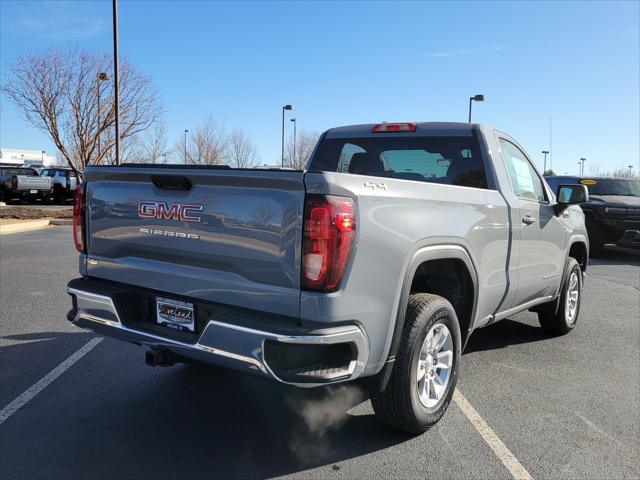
[554,184,589,215]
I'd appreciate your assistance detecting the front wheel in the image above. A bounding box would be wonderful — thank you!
[538,257,582,335]
[371,293,461,434]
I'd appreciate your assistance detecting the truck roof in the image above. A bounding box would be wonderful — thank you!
[325,122,478,138]
[546,175,634,181]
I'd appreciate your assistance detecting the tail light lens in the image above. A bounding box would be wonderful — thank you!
[302,195,356,292]
[73,183,85,253]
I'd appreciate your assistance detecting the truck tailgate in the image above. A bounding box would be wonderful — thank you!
[17,175,51,191]
[83,166,305,317]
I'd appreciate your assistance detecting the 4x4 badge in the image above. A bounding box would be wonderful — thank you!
[364,181,387,190]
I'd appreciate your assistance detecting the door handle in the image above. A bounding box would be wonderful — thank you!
[522,215,536,225]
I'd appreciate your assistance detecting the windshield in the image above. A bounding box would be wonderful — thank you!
[2,168,39,176]
[583,179,640,196]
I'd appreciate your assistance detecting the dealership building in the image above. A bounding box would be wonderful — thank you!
[0,148,59,167]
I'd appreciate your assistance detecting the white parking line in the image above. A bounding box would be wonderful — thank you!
[0,337,102,425]
[453,388,534,480]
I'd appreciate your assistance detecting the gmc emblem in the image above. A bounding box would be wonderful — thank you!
[138,201,203,222]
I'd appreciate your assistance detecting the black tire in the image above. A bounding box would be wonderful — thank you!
[587,223,605,257]
[370,293,461,434]
[54,187,66,205]
[538,257,582,335]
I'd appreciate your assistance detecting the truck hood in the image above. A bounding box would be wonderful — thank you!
[589,195,640,208]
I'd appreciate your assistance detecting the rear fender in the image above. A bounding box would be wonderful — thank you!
[377,245,478,390]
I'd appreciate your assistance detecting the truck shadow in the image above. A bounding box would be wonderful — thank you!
[0,332,410,479]
[463,318,551,354]
[588,245,640,266]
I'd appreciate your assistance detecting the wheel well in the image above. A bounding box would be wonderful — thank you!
[409,258,474,346]
[569,242,588,271]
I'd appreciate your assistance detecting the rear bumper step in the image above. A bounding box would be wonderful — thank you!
[67,278,368,387]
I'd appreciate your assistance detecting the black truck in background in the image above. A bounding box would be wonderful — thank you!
[545,176,640,254]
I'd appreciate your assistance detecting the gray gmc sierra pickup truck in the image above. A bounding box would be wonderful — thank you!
[67,122,589,433]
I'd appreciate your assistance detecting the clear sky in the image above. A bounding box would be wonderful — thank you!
[1,0,638,175]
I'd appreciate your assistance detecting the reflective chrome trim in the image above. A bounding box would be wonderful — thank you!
[68,286,368,387]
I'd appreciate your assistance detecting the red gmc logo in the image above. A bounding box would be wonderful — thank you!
[138,201,203,222]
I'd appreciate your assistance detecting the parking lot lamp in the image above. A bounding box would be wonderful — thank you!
[96,72,109,158]
[580,157,586,176]
[112,0,121,165]
[282,105,293,166]
[468,94,484,123]
[41,150,45,163]
[629,165,634,177]
[290,118,297,167]
[184,130,189,163]
[542,150,549,172]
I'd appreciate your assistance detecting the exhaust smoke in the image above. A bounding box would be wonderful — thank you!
[287,384,365,464]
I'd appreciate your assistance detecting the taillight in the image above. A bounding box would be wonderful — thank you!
[372,122,416,133]
[73,183,85,253]
[302,195,356,292]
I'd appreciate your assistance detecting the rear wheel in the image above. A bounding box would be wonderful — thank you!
[54,187,66,205]
[587,223,605,257]
[538,257,582,335]
[371,293,461,434]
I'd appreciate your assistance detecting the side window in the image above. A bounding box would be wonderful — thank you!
[337,143,366,173]
[499,139,546,202]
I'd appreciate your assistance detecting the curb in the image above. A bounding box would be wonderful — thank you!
[49,219,73,226]
[0,218,71,235]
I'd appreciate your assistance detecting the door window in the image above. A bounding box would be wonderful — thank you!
[499,139,546,202]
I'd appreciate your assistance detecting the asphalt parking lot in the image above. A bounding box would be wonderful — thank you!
[1,226,638,479]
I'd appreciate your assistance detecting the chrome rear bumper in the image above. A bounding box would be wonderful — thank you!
[67,283,368,387]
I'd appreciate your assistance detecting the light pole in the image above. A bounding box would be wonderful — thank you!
[541,150,549,173]
[290,117,297,167]
[281,104,293,166]
[96,72,109,158]
[468,94,484,123]
[112,0,121,165]
[41,150,45,163]
[629,165,634,177]
[580,157,586,176]
[184,130,189,163]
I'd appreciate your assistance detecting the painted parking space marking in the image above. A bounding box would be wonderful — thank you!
[0,337,103,425]
[453,388,534,480]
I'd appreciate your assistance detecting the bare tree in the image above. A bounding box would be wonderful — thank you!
[224,128,260,168]
[285,129,319,169]
[2,49,161,174]
[589,164,639,178]
[132,121,169,164]
[177,115,228,165]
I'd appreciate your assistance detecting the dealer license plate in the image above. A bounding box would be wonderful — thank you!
[156,297,195,332]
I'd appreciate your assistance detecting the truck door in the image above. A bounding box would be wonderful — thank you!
[498,138,566,307]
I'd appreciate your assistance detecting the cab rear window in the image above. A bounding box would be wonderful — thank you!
[309,136,487,189]
[2,168,38,176]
